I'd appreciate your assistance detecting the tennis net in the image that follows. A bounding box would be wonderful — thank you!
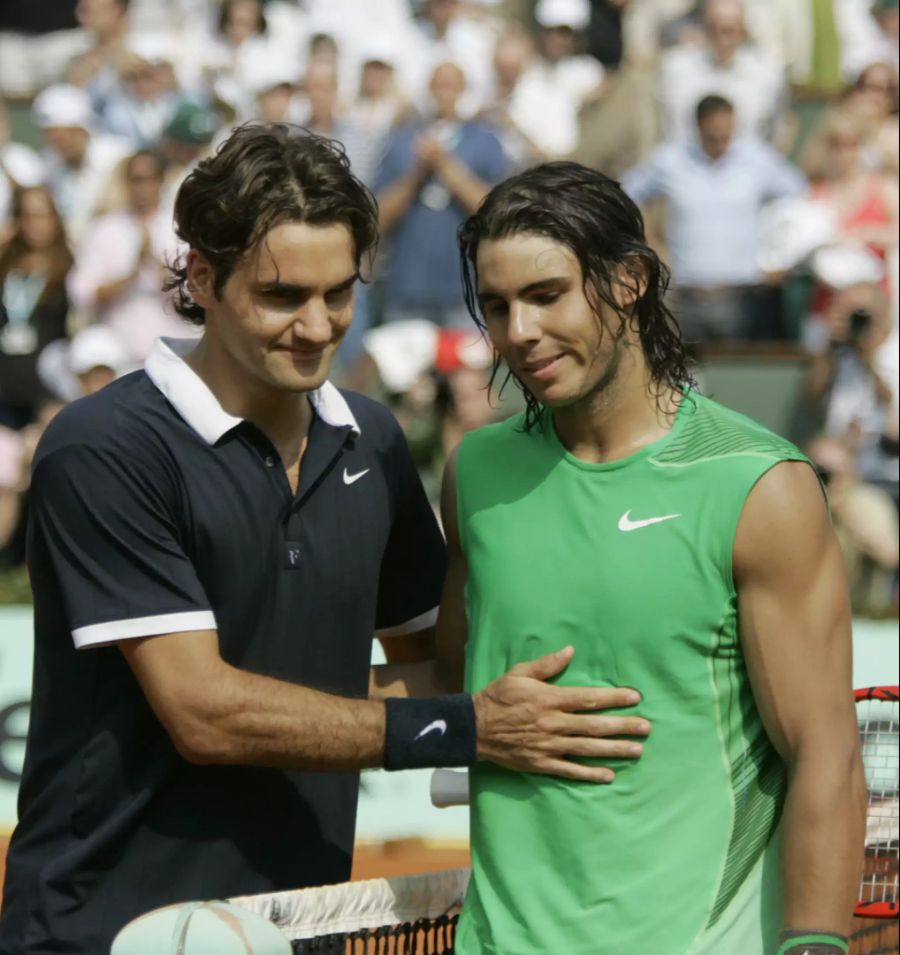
[230,868,470,954]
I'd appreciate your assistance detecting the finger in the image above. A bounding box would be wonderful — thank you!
[548,686,643,712]
[530,758,616,783]
[552,737,644,760]
[508,646,574,681]
[551,714,652,738]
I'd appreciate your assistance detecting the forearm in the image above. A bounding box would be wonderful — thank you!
[179,663,385,771]
[781,744,867,933]
[434,157,491,215]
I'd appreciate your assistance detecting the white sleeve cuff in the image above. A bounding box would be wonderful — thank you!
[375,606,439,639]
[72,610,217,649]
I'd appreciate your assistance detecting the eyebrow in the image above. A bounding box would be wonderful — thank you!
[255,273,359,295]
[478,276,569,304]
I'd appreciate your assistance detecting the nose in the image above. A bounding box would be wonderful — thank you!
[506,301,541,348]
[292,299,334,347]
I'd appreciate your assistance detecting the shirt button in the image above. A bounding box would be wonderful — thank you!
[264,456,276,467]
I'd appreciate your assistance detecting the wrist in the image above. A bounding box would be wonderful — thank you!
[777,930,848,955]
[383,694,476,771]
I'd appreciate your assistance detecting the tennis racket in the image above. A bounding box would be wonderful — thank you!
[854,685,899,921]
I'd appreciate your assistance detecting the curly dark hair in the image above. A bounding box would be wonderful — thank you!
[166,124,379,325]
[458,161,694,430]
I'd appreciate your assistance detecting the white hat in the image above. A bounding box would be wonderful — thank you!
[243,49,301,95]
[32,84,93,131]
[112,900,291,955]
[359,34,399,66]
[68,325,130,376]
[535,0,590,30]
[124,32,172,65]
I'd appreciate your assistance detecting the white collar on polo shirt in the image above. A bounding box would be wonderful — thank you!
[145,337,361,445]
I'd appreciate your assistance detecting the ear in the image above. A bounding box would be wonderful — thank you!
[613,257,649,311]
[186,250,216,310]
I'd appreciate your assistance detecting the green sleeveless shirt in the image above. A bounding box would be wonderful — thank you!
[454,393,810,955]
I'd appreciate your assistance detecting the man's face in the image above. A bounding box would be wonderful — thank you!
[698,109,735,159]
[126,154,163,214]
[75,0,125,34]
[429,63,465,118]
[191,221,357,395]
[705,1,744,59]
[541,25,576,61]
[43,125,89,164]
[476,233,625,410]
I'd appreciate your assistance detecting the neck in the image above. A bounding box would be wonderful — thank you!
[184,334,313,448]
[710,47,737,67]
[552,343,680,463]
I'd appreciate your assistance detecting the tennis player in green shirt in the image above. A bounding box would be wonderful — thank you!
[434,162,867,955]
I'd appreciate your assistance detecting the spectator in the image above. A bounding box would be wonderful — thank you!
[658,0,787,143]
[522,0,605,156]
[402,0,497,117]
[98,35,187,149]
[66,0,132,112]
[344,37,413,185]
[805,111,899,263]
[0,186,72,430]
[807,281,898,488]
[479,27,558,166]
[1,99,45,238]
[67,149,191,363]
[622,94,807,341]
[375,60,510,329]
[244,58,302,124]
[806,433,899,615]
[32,83,131,244]
[846,61,900,173]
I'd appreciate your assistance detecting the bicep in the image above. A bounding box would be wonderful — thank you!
[734,462,857,762]
[435,448,468,692]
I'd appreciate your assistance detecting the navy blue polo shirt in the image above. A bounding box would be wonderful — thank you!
[0,338,447,955]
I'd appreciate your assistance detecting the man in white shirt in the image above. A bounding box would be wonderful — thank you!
[512,0,605,157]
[658,0,786,143]
[32,84,131,245]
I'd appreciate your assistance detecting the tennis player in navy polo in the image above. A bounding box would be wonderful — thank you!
[0,126,647,955]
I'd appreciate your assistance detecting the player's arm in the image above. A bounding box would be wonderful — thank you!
[734,461,867,944]
[120,630,387,770]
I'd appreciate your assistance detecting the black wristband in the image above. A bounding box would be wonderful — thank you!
[777,930,849,955]
[384,695,477,771]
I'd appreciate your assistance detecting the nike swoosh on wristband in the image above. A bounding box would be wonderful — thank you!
[414,719,448,741]
[342,467,370,485]
[618,510,681,532]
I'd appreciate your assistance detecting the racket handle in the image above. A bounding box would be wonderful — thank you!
[430,769,470,808]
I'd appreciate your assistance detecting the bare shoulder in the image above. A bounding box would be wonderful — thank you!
[734,460,831,581]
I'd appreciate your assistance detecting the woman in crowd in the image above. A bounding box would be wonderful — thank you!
[0,186,71,430]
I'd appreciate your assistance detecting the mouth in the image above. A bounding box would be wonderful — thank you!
[520,353,565,381]
[275,345,328,364]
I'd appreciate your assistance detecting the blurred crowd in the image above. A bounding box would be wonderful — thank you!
[0,0,898,613]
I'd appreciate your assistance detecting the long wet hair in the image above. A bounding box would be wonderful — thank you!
[166,123,379,324]
[458,162,693,430]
